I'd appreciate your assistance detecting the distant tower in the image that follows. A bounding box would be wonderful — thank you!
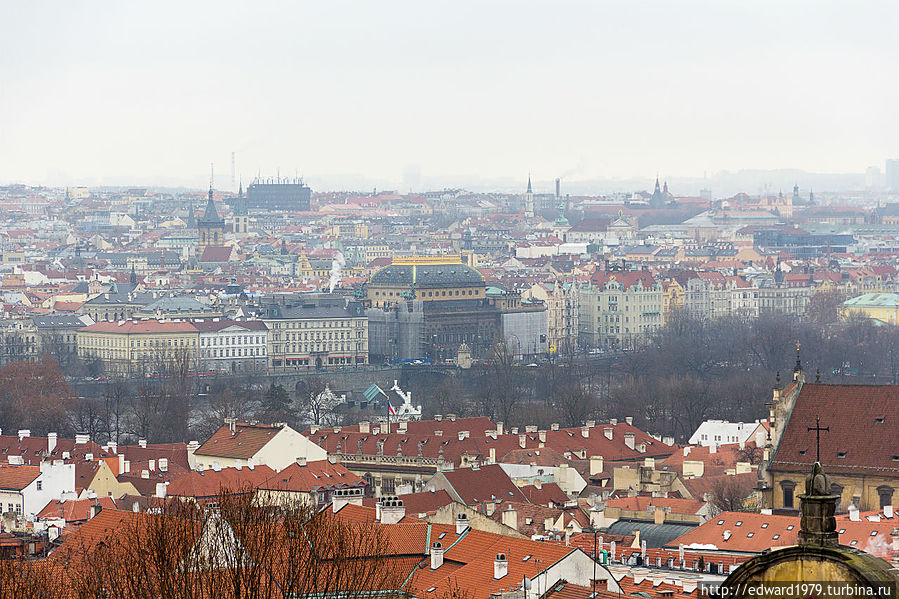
[650,176,666,208]
[793,184,800,203]
[524,175,535,218]
[809,189,815,205]
[197,181,226,248]
[232,180,249,234]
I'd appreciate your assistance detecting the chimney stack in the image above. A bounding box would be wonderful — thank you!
[494,553,509,579]
[379,497,406,524]
[297,456,307,467]
[581,426,590,438]
[47,432,57,454]
[604,427,613,440]
[159,458,168,472]
[430,542,445,569]
[519,434,526,449]
[455,513,470,535]
[332,487,365,513]
[590,455,604,476]
[624,433,635,450]
[138,439,147,448]
[502,506,518,530]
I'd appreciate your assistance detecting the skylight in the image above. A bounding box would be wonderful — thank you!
[427,587,438,593]
[839,529,846,534]
[717,520,724,525]
[837,452,847,458]
[735,521,743,526]
[787,525,794,530]
[747,532,754,538]
[772,535,780,540]
[522,555,532,561]
[761,523,768,529]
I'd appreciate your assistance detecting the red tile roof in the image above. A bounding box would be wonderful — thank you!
[260,460,365,493]
[195,422,285,459]
[769,384,899,477]
[362,490,454,516]
[0,463,40,490]
[439,464,529,505]
[166,465,275,499]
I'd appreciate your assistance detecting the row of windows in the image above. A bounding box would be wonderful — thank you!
[285,331,360,341]
[203,348,265,358]
[201,335,263,346]
[277,342,366,354]
[272,320,363,329]
[373,289,480,298]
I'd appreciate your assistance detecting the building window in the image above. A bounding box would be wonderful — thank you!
[781,480,796,508]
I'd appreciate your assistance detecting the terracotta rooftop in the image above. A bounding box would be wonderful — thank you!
[195,422,286,459]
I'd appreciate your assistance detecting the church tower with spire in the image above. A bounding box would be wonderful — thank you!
[524,175,535,218]
[198,182,226,248]
[232,180,249,235]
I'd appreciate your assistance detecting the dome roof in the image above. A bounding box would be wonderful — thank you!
[370,263,484,289]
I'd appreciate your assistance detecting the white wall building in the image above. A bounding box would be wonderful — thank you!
[688,420,768,448]
[0,460,75,522]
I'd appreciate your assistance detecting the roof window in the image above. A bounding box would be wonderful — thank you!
[735,521,743,527]
[837,452,847,458]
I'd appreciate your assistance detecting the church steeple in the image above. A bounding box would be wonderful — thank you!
[526,175,532,194]
[524,174,535,218]
[654,176,661,194]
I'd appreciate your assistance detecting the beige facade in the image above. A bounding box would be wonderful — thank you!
[76,320,199,375]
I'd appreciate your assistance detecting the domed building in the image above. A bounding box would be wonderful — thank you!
[366,255,486,309]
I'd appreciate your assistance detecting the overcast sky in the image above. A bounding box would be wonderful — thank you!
[1,1,897,191]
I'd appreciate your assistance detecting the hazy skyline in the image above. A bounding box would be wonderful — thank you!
[2,1,897,191]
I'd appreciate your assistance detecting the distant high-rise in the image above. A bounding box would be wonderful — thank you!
[886,159,899,191]
[229,176,312,212]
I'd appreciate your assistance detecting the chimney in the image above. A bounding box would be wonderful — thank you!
[534,478,543,490]
[485,500,497,516]
[625,416,633,426]
[47,432,57,454]
[359,421,371,434]
[332,487,364,513]
[297,456,307,467]
[496,422,504,435]
[849,506,860,521]
[8,455,24,465]
[519,434,526,449]
[654,507,666,525]
[458,431,470,441]
[590,455,604,476]
[224,418,237,436]
[138,439,147,449]
[141,469,150,479]
[107,441,117,454]
[118,453,125,475]
[604,427,613,440]
[398,421,408,434]
[885,505,894,519]
[187,440,199,454]
[158,458,168,472]
[379,498,406,524]
[643,457,655,469]
[502,506,518,530]
[494,553,509,579]
[551,423,560,431]
[213,462,222,472]
[155,482,167,499]
[624,433,635,450]
[586,420,596,428]
[525,425,537,433]
[430,542,445,569]
[510,427,519,435]
[148,459,155,471]
[709,444,718,454]
[609,418,618,426]
[74,432,89,445]
[538,430,546,443]
[683,446,691,457]
[89,503,101,519]
[247,458,254,470]
[581,426,590,438]
[85,453,94,462]
[434,414,443,422]
[723,529,732,541]
[455,513,470,534]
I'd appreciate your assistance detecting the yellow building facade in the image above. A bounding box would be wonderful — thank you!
[77,320,199,375]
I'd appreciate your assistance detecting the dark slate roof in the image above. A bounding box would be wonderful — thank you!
[198,194,224,226]
[604,519,698,548]
[370,263,484,289]
[32,314,91,328]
